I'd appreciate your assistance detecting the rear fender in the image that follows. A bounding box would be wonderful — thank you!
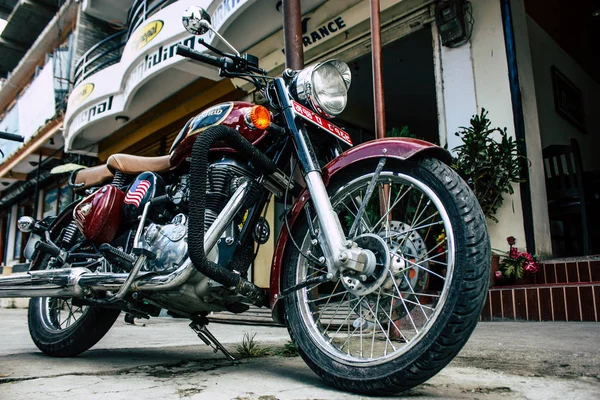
[269,138,450,324]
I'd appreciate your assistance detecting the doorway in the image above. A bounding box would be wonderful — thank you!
[339,27,438,145]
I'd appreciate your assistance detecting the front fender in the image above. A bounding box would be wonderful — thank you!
[268,138,450,324]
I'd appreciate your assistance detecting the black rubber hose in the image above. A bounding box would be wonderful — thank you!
[188,125,276,307]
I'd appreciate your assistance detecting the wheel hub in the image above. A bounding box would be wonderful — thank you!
[341,234,390,296]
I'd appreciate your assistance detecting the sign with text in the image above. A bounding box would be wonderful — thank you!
[292,101,353,146]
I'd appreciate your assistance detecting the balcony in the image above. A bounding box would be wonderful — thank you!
[73,0,178,86]
[0,0,60,78]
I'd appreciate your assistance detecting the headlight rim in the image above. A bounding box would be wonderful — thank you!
[292,59,351,118]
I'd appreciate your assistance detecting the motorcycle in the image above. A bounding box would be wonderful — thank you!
[0,6,490,395]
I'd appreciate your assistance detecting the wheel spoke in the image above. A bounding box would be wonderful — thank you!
[295,169,457,364]
[362,294,397,352]
[348,158,386,238]
[389,270,419,334]
[322,291,349,332]
[369,185,412,233]
[403,258,447,281]
[328,294,365,341]
[382,218,442,241]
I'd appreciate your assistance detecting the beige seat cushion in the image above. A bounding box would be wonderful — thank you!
[73,164,113,190]
[107,154,171,174]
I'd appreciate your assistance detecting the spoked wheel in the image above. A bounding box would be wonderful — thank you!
[39,298,89,332]
[283,158,490,395]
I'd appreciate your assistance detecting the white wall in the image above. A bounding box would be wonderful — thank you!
[527,17,600,171]
[459,0,527,252]
[439,42,477,152]
[508,0,552,257]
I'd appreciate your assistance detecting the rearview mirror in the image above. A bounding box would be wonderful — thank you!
[182,6,212,35]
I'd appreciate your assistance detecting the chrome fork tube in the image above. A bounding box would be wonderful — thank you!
[275,78,349,274]
[304,171,349,273]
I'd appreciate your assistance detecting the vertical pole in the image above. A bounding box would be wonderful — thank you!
[282,0,304,69]
[32,152,43,220]
[370,0,386,138]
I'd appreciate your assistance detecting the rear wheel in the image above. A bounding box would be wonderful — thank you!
[283,158,490,395]
[28,212,120,357]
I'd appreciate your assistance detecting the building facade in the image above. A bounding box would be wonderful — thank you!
[1,0,598,280]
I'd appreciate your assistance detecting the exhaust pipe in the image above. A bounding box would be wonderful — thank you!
[0,268,89,298]
[0,164,253,299]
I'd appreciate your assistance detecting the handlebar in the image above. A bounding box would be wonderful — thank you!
[0,132,24,142]
[176,44,227,69]
[176,44,265,76]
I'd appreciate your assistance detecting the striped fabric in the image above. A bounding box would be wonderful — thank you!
[124,180,151,207]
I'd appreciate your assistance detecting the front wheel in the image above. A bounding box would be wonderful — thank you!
[283,158,490,395]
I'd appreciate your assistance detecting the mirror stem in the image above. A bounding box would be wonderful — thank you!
[201,21,240,56]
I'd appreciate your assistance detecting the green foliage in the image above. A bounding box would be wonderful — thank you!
[387,126,415,138]
[236,332,272,358]
[274,341,299,357]
[452,109,523,222]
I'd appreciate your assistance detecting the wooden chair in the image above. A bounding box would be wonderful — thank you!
[543,139,590,256]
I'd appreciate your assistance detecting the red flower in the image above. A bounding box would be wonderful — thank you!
[495,271,502,279]
[509,247,519,259]
[507,236,516,245]
[524,261,538,274]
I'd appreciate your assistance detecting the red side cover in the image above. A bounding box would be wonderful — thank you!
[74,185,124,244]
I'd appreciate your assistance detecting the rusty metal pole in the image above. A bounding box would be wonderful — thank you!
[282,0,304,69]
[370,0,386,139]
[370,0,391,224]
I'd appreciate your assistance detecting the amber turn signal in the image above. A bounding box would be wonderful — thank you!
[248,105,271,130]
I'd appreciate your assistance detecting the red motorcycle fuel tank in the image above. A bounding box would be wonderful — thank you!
[74,184,124,244]
[169,101,269,168]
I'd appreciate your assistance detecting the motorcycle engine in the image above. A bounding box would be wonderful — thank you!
[205,157,257,233]
[140,157,256,273]
[139,213,189,273]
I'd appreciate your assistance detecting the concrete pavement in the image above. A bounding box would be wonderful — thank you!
[0,309,598,399]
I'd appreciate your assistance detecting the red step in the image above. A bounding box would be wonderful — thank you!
[481,282,599,322]
[531,259,600,285]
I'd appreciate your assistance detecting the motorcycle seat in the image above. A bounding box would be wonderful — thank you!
[72,164,113,190]
[107,154,171,175]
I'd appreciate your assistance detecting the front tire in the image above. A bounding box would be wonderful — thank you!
[283,158,490,395]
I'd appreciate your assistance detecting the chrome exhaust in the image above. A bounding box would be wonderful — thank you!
[0,177,251,299]
[0,268,89,298]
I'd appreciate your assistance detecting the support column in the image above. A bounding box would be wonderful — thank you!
[282,0,304,69]
[370,0,386,138]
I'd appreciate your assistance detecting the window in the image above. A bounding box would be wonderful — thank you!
[43,187,59,218]
[43,181,73,219]
[59,184,73,213]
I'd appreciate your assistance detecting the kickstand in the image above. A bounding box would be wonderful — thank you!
[190,319,235,361]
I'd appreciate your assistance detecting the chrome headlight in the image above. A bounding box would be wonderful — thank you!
[292,60,351,117]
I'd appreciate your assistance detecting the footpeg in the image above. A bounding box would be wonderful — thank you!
[190,320,235,361]
[99,244,135,271]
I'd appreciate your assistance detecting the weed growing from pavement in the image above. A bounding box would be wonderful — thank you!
[236,332,272,358]
[273,341,299,357]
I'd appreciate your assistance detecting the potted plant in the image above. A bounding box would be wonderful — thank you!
[493,236,539,285]
[451,109,523,222]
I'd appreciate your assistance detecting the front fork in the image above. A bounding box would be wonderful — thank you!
[274,78,368,278]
